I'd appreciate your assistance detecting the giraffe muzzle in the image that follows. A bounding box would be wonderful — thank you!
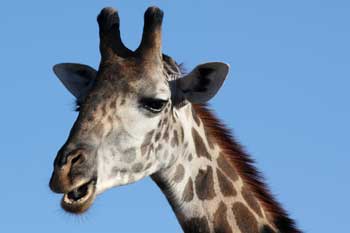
[61,178,97,214]
[50,147,98,214]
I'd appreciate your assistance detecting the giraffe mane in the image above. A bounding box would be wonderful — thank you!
[193,104,302,233]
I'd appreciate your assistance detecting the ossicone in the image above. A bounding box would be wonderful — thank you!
[97,6,164,65]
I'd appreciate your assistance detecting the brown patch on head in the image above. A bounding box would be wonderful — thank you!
[182,217,210,233]
[162,117,168,126]
[242,185,263,217]
[141,130,154,156]
[182,178,194,202]
[157,119,163,128]
[163,125,170,142]
[155,131,162,141]
[216,153,238,182]
[188,153,193,162]
[173,164,185,183]
[171,130,179,147]
[195,166,215,200]
[132,163,143,173]
[217,169,237,197]
[213,202,233,233]
[192,128,211,160]
[232,202,259,233]
[179,126,184,143]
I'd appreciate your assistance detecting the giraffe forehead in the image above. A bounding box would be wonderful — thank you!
[82,75,169,114]
[100,58,168,82]
[78,58,174,109]
[99,68,169,97]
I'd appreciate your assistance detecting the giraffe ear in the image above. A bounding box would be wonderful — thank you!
[53,63,97,100]
[173,62,229,105]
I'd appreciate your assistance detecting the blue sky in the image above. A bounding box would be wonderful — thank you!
[0,0,349,232]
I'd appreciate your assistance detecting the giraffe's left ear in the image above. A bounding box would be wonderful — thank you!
[53,63,97,101]
[173,62,230,104]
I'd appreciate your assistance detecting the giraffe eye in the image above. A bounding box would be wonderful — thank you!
[140,98,168,113]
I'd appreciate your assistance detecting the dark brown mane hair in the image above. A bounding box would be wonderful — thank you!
[193,104,302,233]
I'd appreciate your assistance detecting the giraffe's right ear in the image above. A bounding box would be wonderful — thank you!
[172,62,230,105]
[53,63,97,100]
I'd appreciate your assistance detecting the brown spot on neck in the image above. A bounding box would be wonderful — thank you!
[216,168,237,197]
[195,166,215,200]
[217,153,238,182]
[213,202,233,233]
[242,185,263,217]
[192,128,211,160]
[173,164,185,183]
[261,225,277,233]
[182,177,194,202]
[232,202,259,233]
[182,216,210,233]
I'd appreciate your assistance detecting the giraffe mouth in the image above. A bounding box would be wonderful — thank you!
[61,179,96,214]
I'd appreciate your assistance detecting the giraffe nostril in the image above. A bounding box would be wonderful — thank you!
[71,153,83,166]
[55,148,87,168]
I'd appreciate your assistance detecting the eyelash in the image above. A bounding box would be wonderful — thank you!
[75,98,168,113]
[140,98,168,113]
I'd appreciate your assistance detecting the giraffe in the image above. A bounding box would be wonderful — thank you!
[49,7,301,233]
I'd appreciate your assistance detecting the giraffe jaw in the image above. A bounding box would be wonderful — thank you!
[61,179,97,214]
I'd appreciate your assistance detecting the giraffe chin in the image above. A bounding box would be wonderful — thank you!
[61,179,96,214]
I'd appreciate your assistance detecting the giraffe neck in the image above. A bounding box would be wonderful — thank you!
[151,104,273,233]
[152,104,300,233]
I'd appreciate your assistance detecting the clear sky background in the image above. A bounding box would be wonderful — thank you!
[0,1,349,232]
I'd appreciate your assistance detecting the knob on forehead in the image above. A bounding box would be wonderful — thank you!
[97,6,164,65]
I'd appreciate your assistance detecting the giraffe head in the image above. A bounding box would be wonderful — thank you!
[49,7,229,214]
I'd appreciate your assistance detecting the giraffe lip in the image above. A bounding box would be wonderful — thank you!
[61,179,96,214]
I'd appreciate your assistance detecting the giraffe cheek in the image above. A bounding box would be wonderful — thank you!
[120,148,137,163]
